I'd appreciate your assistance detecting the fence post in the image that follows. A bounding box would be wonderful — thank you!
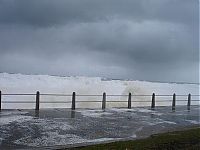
[102,92,106,110]
[35,91,40,110]
[72,92,76,110]
[172,93,176,111]
[187,94,191,111]
[0,91,1,111]
[128,93,131,109]
[151,93,155,110]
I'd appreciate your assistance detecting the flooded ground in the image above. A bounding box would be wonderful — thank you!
[0,106,199,149]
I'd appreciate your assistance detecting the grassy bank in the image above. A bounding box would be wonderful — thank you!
[70,127,200,150]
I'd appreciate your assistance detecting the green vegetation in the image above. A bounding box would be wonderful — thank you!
[70,128,200,150]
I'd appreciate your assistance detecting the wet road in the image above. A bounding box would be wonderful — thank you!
[0,106,199,149]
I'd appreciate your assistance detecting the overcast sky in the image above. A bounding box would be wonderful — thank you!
[0,0,199,83]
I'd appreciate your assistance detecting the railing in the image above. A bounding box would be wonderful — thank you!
[0,91,199,111]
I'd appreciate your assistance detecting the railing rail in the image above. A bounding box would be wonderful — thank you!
[0,90,199,111]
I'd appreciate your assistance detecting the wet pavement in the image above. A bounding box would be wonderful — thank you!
[0,106,199,149]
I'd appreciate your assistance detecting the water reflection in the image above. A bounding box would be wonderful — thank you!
[34,110,39,118]
[71,110,76,118]
[33,109,77,118]
[150,113,156,118]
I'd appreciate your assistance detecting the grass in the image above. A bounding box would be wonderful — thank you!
[68,127,200,150]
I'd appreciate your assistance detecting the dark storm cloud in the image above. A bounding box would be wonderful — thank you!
[0,0,198,27]
[0,0,198,83]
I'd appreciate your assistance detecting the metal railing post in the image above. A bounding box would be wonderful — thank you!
[172,93,176,111]
[128,93,131,109]
[187,93,191,111]
[102,92,106,110]
[0,91,1,111]
[35,91,40,110]
[72,92,76,110]
[151,93,155,110]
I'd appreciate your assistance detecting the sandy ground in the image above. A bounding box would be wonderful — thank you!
[0,106,199,149]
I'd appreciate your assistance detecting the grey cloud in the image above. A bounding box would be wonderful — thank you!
[0,0,198,83]
[0,0,198,27]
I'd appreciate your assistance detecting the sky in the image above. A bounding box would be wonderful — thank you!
[0,0,199,83]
